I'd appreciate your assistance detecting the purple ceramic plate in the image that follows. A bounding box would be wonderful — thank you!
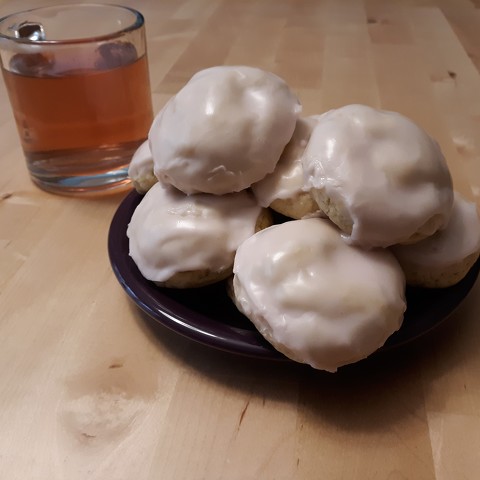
[108,190,480,360]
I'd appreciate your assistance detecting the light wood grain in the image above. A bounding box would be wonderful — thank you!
[1,0,480,479]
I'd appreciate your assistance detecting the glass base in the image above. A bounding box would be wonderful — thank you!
[30,167,133,197]
[25,143,141,196]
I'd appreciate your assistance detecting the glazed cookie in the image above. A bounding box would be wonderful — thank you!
[252,116,324,219]
[127,182,272,288]
[232,218,406,372]
[302,104,454,248]
[149,66,301,195]
[128,140,157,194]
[392,193,480,288]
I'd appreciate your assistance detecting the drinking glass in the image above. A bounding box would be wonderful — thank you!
[0,3,154,195]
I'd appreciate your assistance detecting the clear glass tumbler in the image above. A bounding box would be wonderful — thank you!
[0,3,154,195]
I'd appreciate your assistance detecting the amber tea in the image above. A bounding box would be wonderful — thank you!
[3,53,153,176]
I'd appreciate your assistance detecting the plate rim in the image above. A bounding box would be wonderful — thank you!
[108,189,480,361]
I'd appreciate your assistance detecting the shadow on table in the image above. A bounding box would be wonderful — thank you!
[130,279,480,432]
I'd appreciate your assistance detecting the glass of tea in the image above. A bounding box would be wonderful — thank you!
[0,4,154,195]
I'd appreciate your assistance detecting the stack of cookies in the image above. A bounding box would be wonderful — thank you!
[125,66,480,372]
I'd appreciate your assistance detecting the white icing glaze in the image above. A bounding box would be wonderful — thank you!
[233,218,406,372]
[392,192,480,268]
[128,140,154,182]
[302,104,454,248]
[252,116,319,207]
[149,66,301,195]
[127,182,262,282]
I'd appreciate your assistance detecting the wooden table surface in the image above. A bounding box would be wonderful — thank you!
[2,0,480,478]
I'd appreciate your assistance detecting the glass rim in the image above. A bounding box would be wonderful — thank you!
[0,3,144,45]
